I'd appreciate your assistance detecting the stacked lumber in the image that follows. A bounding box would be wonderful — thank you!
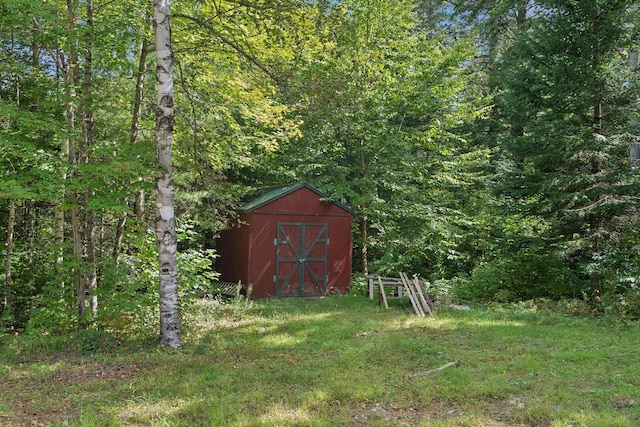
[370,273,434,316]
[399,273,434,317]
[365,275,404,300]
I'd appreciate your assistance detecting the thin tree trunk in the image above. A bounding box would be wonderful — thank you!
[590,99,603,293]
[131,38,148,145]
[516,4,527,30]
[71,195,85,322]
[63,0,88,327]
[24,200,36,275]
[85,197,98,316]
[155,0,181,349]
[113,38,149,262]
[4,199,16,315]
[82,0,97,316]
[112,210,127,262]
[357,138,370,276]
[51,7,69,288]
[359,212,368,275]
[54,60,68,285]
[4,32,18,316]
[135,189,146,237]
[630,46,639,167]
[54,205,66,275]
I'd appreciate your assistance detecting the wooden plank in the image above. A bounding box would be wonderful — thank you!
[366,275,404,281]
[409,274,426,317]
[378,276,389,309]
[400,272,424,316]
[366,275,405,300]
[419,277,435,314]
[368,276,375,299]
[412,276,434,317]
[412,275,431,316]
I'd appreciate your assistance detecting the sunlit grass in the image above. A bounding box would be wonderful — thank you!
[1,295,639,426]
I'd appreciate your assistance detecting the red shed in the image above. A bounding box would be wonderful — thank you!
[216,183,353,298]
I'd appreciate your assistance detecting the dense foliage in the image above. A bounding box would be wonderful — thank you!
[1,0,639,336]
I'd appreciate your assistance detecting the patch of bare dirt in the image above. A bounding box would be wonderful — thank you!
[346,399,546,426]
[49,361,145,385]
[0,360,153,427]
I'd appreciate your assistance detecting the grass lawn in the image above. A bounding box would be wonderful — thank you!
[1,295,639,426]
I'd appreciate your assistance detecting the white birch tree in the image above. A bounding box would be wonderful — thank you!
[154,0,181,349]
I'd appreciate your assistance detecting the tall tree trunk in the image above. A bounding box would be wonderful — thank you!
[65,0,86,329]
[62,0,88,327]
[113,38,149,262]
[630,46,639,167]
[131,38,149,145]
[358,139,370,276]
[82,0,97,317]
[4,32,18,317]
[4,199,16,315]
[154,0,181,349]
[52,10,69,288]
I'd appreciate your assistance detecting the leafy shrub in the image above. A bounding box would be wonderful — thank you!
[25,290,78,335]
[456,248,584,303]
[75,328,116,355]
[348,274,368,296]
[620,287,640,320]
[599,277,640,321]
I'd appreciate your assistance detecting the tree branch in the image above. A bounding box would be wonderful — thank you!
[172,13,278,83]
[409,360,461,378]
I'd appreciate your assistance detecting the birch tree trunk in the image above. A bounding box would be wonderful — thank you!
[154,0,181,349]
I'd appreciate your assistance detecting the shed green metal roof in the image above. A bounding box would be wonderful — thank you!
[239,182,354,215]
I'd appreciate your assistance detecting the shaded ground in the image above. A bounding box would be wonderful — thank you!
[1,358,152,426]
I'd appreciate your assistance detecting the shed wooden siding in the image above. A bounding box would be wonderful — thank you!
[216,184,353,298]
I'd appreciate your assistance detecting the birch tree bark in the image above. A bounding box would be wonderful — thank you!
[154,0,181,349]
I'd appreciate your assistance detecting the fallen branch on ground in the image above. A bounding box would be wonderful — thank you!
[409,360,461,378]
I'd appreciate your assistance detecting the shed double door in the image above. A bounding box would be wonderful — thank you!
[275,222,328,297]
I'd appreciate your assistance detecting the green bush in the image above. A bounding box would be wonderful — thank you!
[601,277,640,321]
[457,248,584,303]
[348,274,368,297]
